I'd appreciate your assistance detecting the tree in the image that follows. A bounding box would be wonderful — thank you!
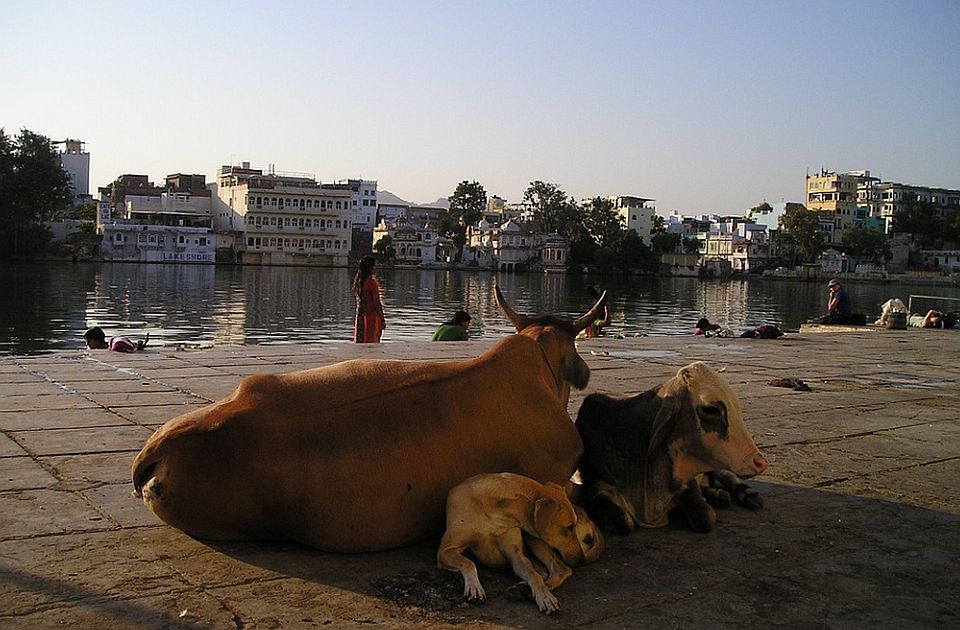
[523,181,571,235]
[373,234,396,260]
[651,231,681,255]
[841,223,891,263]
[777,206,824,264]
[582,197,624,249]
[0,128,73,258]
[682,236,701,254]
[448,180,486,227]
[614,229,657,271]
[440,180,487,260]
[891,193,941,247]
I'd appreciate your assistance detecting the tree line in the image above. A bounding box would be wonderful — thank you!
[397,179,682,271]
[0,128,76,258]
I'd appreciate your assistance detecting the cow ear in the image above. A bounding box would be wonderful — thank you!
[563,352,591,390]
[648,395,681,455]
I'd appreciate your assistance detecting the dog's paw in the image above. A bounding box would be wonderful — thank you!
[533,587,560,614]
[463,577,486,603]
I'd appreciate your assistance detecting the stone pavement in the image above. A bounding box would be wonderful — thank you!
[1,330,958,629]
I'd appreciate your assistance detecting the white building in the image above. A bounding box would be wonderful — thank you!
[213,162,353,266]
[55,139,91,205]
[100,192,214,263]
[373,216,438,265]
[464,218,570,272]
[583,196,657,243]
[325,179,378,232]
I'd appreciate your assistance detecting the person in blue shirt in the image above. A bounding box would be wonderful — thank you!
[819,279,861,325]
[827,279,850,317]
[431,310,471,341]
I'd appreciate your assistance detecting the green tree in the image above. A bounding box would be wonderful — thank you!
[523,181,571,235]
[842,223,891,263]
[891,193,940,247]
[0,128,73,258]
[651,231,681,255]
[448,180,487,227]
[440,180,487,259]
[682,236,701,254]
[777,206,824,264]
[582,197,624,249]
[614,229,657,271]
[373,234,396,260]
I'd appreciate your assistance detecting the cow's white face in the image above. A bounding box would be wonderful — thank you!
[668,363,768,481]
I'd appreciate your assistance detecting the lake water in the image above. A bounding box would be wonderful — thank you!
[3,262,959,355]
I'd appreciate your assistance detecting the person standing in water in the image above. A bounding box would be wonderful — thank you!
[352,255,386,343]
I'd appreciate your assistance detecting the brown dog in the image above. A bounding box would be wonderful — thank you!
[437,472,604,614]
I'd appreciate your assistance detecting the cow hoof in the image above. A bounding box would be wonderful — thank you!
[733,483,763,510]
[702,486,732,509]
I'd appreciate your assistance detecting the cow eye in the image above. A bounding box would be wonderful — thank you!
[697,402,727,431]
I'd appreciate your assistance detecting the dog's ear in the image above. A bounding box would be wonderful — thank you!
[533,496,564,534]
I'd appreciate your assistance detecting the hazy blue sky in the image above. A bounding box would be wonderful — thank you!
[3,1,958,214]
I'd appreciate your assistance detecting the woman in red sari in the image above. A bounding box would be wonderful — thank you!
[352,255,385,343]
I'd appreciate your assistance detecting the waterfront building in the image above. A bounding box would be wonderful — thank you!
[100,190,214,263]
[807,169,960,239]
[213,162,353,266]
[703,217,775,273]
[805,169,879,246]
[323,179,378,233]
[864,181,960,234]
[372,216,438,265]
[581,196,657,243]
[920,249,960,274]
[54,139,92,206]
[464,218,569,271]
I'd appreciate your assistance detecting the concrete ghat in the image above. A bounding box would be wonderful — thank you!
[1,330,958,629]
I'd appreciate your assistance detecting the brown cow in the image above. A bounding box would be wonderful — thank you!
[131,287,605,552]
[575,362,768,534]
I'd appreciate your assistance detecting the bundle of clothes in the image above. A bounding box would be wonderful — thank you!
[694,318,784,339]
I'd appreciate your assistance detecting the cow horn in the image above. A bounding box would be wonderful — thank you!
[572,291,608,333]
[495,285,525,330]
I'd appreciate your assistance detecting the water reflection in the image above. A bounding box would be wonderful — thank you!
[2,262,958,355]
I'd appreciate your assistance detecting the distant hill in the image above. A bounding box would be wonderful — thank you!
[378,190,449,210]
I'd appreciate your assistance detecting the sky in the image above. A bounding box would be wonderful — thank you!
[2,0,958,215]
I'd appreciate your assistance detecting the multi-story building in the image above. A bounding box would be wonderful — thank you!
[54,139,91,205]
[100,190,214,263]
[372,216,438,265]
[805,169,879,245]
[583,196,657,243]
[864,181,960,234]
[213,162,353,266]
[464,218,570,271]
[809,169,960,239]
[323,179,378,233]
[703,218,775,273]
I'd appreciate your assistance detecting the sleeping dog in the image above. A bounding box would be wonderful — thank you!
[437,472,604,614]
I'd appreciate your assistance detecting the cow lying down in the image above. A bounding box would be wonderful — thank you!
[575,362,768,534]
[438,473,604,614]
[131,287,606,552]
